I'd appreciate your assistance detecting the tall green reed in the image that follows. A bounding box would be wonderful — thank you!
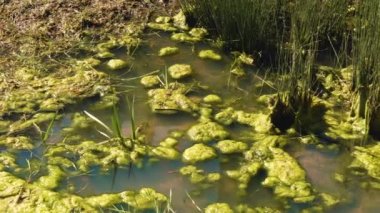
[352,0,380,137]
[84,96,138,186]
[182,0,350,131]
[180,0,283,62]
[280,0,349,107]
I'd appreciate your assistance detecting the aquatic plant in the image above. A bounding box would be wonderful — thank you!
[180,0,282,62]
[84,95,140,187]
[84,110,113,138]
[168,64,193,80]
[156,66,170,89]
[111,105,128,150]
[181,0,350,132]
[273,0,350,131]
[40,112,58,144]
[278,0,324,112]
[352,0,380,138]
[126,95,137,142]
[185,190,202,212]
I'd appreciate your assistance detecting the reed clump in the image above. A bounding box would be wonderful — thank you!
[180,0,283,62]
[279,0,349,109]
[352,0,380,138]
[179,0,380,141]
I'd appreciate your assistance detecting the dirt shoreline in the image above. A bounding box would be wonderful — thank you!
[0,0,177,74]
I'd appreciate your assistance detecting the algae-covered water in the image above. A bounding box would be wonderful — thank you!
[2,28,380,212]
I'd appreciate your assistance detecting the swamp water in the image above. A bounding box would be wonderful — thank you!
[2,31,380,212]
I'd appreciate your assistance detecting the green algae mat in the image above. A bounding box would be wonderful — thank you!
[1,13,380,213]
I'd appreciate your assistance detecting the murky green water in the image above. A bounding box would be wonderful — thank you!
[9,31,380,212]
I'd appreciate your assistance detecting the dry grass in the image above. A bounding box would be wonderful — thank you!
[0,0,172,74]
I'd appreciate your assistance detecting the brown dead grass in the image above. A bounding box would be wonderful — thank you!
[0,0,174,73]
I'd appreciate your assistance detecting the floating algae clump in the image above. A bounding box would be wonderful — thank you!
[0,153,17,171]
[261,147,315,203]
[242,138,314,203]
[173,10,189,30]
[90,93,119,110]
[226,136,315,202]
[203,94,222,104]
[198,50,222,61]
[152,137,181,160]
[155,16,171,23]
[159,46,179,56]
[169,130,184,138]
[0,120,10,133]
[140,75,160,88]
[96,51,115,59]
[215,107,272,133]
[14,67,41,81]
[0,170,96,211]
[180,165,220,184]
[215,140,248,154]
[189,28,208,39]
[147,22,177,32]
[152,146,180,160]
[187,121,229,143]
[120,188,168,209]
[171,33,201,43]
[95,32,141,53]
[205,203,233,213]
[86,194,122,208]
[168,64,192,79]
[322,109,365,141]
[0,170,168,212]
[107,59,128,70]
[39,98,65,111]
[45,138,146,172]
[349,143,380,181]
[96,39,119,52]
[119,34,142,49]
[9,113,58,134]
[159,137,179,147]
[0,136,33,150]
[0,69,110,117]
[235,205,281,213]
[35,165,65,190]
[231,66,246,77]
[147,82,198,114]
[0,171,26,199]
[182,144,217,163]
[226,162,261,190]
[215,107,236,125]
[62,113,93,134]
[76,57,101,68]
[319,193,341,208]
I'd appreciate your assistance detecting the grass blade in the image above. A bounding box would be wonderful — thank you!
[111,105,123,140]
[111,161,118,190]
[84,110,113,134]
[126,95,137,141]
[42,112,57,143]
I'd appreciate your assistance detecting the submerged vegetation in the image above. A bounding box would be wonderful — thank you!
[1,0,380,212]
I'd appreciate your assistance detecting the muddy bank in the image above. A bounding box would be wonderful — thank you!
[0,0,178,74]
[0,0,177,131]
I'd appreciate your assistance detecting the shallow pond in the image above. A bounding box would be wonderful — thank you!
[4,31,380,212]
